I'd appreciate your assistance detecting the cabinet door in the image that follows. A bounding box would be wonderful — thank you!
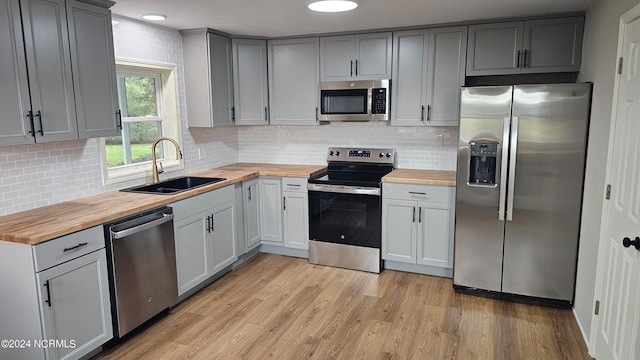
[283,191,309,249]
[427,26,467,126]
[268,38,319,125]
[20,0,78,142]
[382,199,416,263]
[37,249,112,360]
[68,0,120,139]
[243,179,261,250]
[175,211,210,296]
[0,0,34,145]
[209,33,234,126]
[211,200,237,273]
[354,32,392,80]
[416,202,452,268]
[521,17,583,73]
[259,177,283,243]
[320,35,354,81]
[391,29,429,126]
[466,22,523,76]
[232,38,269,125]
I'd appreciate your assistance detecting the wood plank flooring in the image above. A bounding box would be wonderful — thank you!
[93,253,591,360]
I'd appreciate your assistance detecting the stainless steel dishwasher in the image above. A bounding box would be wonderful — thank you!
[105,206,178,337]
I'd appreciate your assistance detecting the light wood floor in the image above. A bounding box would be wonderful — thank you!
[94,253,591,359]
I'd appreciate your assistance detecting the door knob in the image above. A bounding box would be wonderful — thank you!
[622,237,640,250]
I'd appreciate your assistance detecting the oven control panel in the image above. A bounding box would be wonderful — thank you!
[327,147,395,165]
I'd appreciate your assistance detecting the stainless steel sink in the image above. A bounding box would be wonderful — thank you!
[120,176,227,195]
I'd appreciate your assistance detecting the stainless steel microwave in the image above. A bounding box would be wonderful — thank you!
[318,79,390,122]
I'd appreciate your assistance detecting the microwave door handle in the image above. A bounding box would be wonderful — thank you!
[498,116,511,221]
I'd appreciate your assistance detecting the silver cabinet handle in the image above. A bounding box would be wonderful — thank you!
[231,107,235,122]
[418,207,422,223]
[286,184,301,187]
[498,116,511,221]
[421,105,425,122]
[264,107,268,122]
[426,105,431,121]
[44,281,52,307]
[412,207,416,223]
[516,50,521,68]
[35,110,43,136]
[523,50,529,68]
[283,196,286,211]
[506,116,519,221]
[355,59,359,76]
[350,60,353,77]
[316,107,319,122]
[248,186,252,201]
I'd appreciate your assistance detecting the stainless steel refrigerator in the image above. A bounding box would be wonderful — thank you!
[453,83,591,304]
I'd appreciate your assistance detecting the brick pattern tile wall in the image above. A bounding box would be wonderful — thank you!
[238,122,458,169]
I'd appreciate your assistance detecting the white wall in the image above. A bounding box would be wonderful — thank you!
[574,0,640,344]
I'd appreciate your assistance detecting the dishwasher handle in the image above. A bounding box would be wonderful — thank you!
[111,211,174,240]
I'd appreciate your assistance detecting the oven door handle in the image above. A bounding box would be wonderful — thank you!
[307,183,380,196]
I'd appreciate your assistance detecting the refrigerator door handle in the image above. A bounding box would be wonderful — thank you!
[498,116,511,221]
[506,115,519,221]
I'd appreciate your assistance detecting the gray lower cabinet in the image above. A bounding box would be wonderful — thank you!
[232,38,269,125]
[382,183,455,275]
[282,178,309,250]
[181,29,234,127]
[258,177,283,243]
[173,185,237,296]
[268,38,320,125]
[242,178,261,250]
[0,226,112,360]
[391,26,467,127]
[467,16,583,75]
[0,0,118,145]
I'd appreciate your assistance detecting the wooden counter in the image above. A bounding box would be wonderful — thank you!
[382,169,456,186]
[0,163,325,245]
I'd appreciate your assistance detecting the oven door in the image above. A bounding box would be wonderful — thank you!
[308,184,381,248]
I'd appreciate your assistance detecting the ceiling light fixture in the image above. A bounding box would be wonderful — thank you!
[142,14,166,21]
[307,0,358,12]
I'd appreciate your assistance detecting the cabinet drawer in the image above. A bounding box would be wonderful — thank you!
[282,177,307,193]
[32,226,104,272]
[172,185,235,220]
[382,183,453,203]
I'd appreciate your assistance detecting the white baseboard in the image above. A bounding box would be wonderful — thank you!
[572,308,595,358]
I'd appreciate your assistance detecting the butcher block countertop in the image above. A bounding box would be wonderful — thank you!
[0,163,326,246]
[382,169,456,186]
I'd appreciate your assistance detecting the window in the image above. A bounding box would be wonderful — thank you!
[100,60,182,184]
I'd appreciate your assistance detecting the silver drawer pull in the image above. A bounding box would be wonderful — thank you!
[63,242,88,252]
[286,184,301,187]
[409,192,427,196]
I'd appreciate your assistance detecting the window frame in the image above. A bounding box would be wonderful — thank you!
[100,58,183,185]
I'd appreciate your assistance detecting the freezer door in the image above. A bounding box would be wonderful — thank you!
[453,86,512,291]
[502,83,591,301]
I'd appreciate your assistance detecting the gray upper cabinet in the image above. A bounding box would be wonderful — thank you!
[268,37,319,125]
[232,38,269,125]
[182,30,234,127]
[0,0,118,146]
[320,32,392,81]
[391,26,467,127]
[467,16,583,76]
[20,0,77,143]
[0,0,32,145]
[68,0,120,138]
[426,26,467,126]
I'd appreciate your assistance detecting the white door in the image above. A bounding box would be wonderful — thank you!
[594,11,640,360]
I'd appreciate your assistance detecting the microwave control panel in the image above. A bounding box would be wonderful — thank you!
[372,88,386,114]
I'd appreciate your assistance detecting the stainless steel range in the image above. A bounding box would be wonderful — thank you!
[307,147,395,273]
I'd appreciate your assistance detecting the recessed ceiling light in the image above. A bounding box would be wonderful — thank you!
[307,0,358,12]
[142,14,166,21]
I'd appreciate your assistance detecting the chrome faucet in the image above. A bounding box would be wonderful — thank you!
[151,137,183,183]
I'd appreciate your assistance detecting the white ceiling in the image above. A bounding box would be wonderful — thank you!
[111,0,594,37]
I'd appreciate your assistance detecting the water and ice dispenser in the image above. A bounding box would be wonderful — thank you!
[468,141,497,185]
